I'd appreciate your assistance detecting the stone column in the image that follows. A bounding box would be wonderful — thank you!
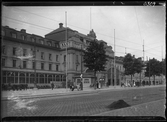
[18,72,20,84]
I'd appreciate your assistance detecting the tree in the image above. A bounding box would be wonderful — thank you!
[160,58,166,76]
[145,58,162,83]
[83,40,108,88]
[123,53,136,82]
[133,57,144,82]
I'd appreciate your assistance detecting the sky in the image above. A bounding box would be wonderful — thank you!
[2,5,166,61]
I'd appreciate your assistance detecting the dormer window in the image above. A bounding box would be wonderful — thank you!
[22,35,26,40]
[55,43,59,48]
[11,33,17,38]
[31,37,35,42]
[47,41,52,46]
[80,37,83,42]
[40,39,44,44]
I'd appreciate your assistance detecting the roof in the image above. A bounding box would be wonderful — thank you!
[45,27,74,36]
[68,36,82,43]
[75,32,87,38]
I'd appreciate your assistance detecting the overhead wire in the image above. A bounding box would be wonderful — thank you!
[14,8,143,46]
[4,16,162,59]
[14,7,164,59]
[2,17,51,33]
[3,8,163,60]
[3,15,144,53]
[2,16,54,31]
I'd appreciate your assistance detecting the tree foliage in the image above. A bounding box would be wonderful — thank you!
[123,53,135,76]
[83,40,108,76]
[160,58,166,75]
[145,58,162,78]
[133,57,144,74]
[123,53,144,82]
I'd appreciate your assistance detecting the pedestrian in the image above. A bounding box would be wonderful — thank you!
[97,82,99,89]
[70,84,74,91]
[133,82,136,87]
[80,82,83,90]
[51,82,54,90]
[77,83,80,91]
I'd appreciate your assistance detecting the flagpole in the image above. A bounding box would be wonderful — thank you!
[65,11,68,90]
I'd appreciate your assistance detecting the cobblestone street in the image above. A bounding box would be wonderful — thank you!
[2,86,166,119]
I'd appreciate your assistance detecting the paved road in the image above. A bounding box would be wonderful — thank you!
[2,86,166,117]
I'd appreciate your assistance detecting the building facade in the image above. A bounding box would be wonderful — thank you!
[1,23,124,88]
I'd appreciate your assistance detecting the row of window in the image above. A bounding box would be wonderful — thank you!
[110,61,123,71]
[63,55,79,63]
[2,71,66,84]
[2,58,59,71]
[2,45,60,61]
[2,30,59,48]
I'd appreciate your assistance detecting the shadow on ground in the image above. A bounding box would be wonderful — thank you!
[107,99,131,110]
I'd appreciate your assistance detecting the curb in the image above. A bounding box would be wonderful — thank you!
[2,89,99,101]
[2,85,165,101]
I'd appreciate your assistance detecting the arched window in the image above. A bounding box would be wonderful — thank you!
[26,73,29,84]
[30,74,35,83]
[45,74,47,83]
[7,72,14,84]
[48,75,52,84]
[20,73,25,84]
[15,72,18,83]
[56,75,60,81]
[3,71,7,84]
[53,75,55,81]
[63,75,66,81]
[40,74,44,84]
[36,73,39,83]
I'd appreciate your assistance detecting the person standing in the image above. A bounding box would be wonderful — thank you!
[77,83,80,91]
[80,82,83,90]
[51,82,54,90]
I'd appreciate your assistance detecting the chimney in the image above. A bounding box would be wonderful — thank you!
[59,23,63,28]
[21,29,26,33]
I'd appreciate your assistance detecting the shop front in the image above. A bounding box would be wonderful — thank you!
[73,73,95,88]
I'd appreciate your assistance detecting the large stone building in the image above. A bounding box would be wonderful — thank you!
[1,23,124,88]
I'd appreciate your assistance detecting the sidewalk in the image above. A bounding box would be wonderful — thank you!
[2,87,97,100]
[2,84,165,100]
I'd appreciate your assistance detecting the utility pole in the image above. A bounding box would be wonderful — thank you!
[149,57,150,85]
[142,40,145,85]
[81,45,83,90]
[34,37,36,88]
[161,45,163,84]
[65,11,68,90]
[125,47,127,54]
[90,8,92,30]
[143,40,145,61]
[114,29,116,86]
